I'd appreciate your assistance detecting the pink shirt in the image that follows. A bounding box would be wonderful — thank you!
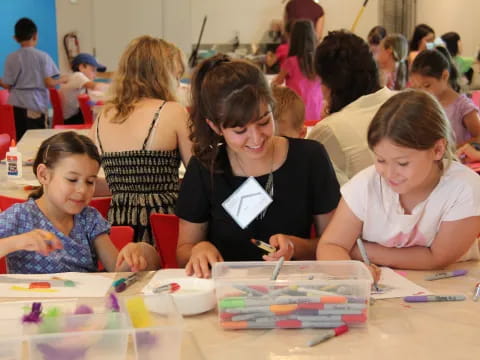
[444,94,479,144]
[282,56,323,121]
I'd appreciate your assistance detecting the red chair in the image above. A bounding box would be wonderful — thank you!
[0,89,9,105]
[150,213,179,268]
[472,90,480,108]
[0,133,10,160]
[89,197,112,219]
[305,119,319,127]
[98,225,134,271]
[0,104,16,142]
[78,94,94,124]
[48,88,64,126]
[54,124,92,130]
[0,195,25,212]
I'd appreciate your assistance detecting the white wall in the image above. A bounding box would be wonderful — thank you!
[417,0,480,57]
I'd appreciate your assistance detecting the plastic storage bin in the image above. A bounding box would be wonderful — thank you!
[213,260,373,330]
[0,294,183,360]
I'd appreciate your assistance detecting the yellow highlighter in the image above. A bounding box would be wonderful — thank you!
[126,296,152,328]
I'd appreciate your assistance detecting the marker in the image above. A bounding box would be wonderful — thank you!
[356,238,380,292]
[251,239,276,253]
[112,273,136,288]
[473,283,480,302]
[306,325,349,347]
[403,295,466,303]
[270,256,285,281]
[424,270,467,281]
[114,274,138,293]
[152,282,180,294]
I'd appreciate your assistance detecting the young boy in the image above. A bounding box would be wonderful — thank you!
[0,18,63,140]
[272,85,307,138]
[60,53,106,124]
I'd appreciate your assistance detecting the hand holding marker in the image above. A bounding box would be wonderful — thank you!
[356,238,380,292]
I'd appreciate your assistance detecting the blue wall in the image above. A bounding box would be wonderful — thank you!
[0,0,58,78]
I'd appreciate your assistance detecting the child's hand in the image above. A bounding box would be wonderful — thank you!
[116,243,148,272]
[16,230,62,256]
[262,234,294,261]
[186,241,223,279]
[456,143,480,163]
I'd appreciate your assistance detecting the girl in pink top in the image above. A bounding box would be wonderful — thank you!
[272,20,322,122]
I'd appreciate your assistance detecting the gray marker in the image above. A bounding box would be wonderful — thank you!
[271,256,285,280]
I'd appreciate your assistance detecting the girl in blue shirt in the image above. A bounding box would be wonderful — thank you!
[0,131,160,273]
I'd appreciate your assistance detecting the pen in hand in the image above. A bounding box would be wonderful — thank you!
[356,238,380,292]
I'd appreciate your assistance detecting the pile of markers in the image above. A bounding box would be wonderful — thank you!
[218,284,369,329]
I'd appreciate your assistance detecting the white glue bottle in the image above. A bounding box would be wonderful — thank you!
[6,139,22,179]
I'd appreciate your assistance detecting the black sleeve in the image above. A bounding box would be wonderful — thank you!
[175,156,211,223]
[309,141,340,214]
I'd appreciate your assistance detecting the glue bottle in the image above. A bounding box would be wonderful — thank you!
[6,139,22,179]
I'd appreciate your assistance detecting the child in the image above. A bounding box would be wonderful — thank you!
[0,18,64,140]
[408,23,435,65]
[411,48,480,146]
[59,53,107,125]
[272,19,322,121]
[0,131,160,273]
[317,90,480,271]
[376,34,408,90]
[272,85,306,138]
[367,25,387,57]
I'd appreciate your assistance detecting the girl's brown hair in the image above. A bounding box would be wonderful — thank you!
[367,89,455,166]
[189,54,274,173]
[103,36,180,123]
[30,132,101,199]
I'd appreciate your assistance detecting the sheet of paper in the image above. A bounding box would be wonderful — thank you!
[0,272,113,298]
[372,267,432,300]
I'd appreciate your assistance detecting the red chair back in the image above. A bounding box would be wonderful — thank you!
[97,225,134,271]
[305,119,319,127]
[0,104,16,142]
[48,88,64,126]
[0,89,9,105]
[472,90,480,108]
[89,197,112,219]
[0,195,25,212]
[78,94,93,124]
[150,213,179,268]
[0,133,10,160]
[53,124,92,130]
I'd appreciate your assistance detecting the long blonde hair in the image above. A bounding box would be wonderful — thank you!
[104,36,180,123]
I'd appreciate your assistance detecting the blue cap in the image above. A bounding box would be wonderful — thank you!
[71,53,106,72]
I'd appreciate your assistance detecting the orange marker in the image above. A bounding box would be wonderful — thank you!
[29,282,51,289]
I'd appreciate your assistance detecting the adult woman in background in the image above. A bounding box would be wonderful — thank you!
[91,36,192,245]
[408,23,435,65]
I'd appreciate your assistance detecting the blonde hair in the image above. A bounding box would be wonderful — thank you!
[272,86,305,133]
[104,36,179,123]
[382,34,408,90]
[368,89,456,167]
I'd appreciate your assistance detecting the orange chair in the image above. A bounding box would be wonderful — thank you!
[0,89,9,105]
[77,94,94,124]
[89,197,112,219]
[0,104,16,142]
[0,133,10,160]
[54,124,92,130]
[48,88,64,127]
[150,213,179,268]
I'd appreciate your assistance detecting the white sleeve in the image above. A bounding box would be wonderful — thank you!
[63,72,90,90]
[340,167,372,222]
[442,169,480,221]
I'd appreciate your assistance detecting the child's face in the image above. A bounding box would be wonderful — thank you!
[79,64,97,81]
[375,43,391,67]
[419,32,435,51]
[409,72,449,98]
[39,154,99,216]
[373,138,444,196]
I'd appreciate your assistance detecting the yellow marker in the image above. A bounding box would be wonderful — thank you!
[11,286,58,293]
[126,296,152,328]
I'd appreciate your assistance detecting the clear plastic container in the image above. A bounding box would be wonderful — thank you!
[0,294,183,360]
[213,260,373,330]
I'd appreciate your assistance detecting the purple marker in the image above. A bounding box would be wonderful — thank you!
[404,295,466,302]
[424,270,467,281]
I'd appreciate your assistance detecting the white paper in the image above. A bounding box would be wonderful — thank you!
[222,176,272,229]
[0,272,113,298]
[372,267,432,299]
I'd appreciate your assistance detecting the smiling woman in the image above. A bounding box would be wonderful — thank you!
[175,54,340,278]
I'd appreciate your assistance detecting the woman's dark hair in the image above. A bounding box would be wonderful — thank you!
[30,132,101,199]
[409,24,434,51]
[441,32,460,57]
[315,30,380,114]
[411,48,460,92]
[189,54,273,173]
[288,20,317,80]
[15,18,37,42]
[367,26,387,46]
